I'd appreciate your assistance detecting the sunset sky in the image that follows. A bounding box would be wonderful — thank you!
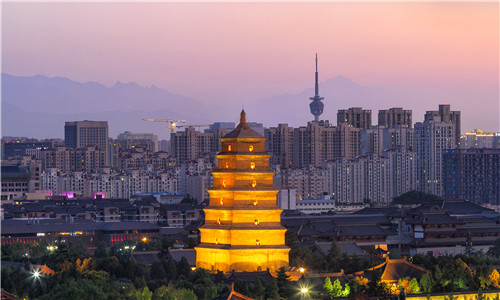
[2,2,499,132]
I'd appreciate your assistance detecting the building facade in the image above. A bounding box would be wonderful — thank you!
[337,107,372,129]
[64,121,109,165]
[443,148,500,205]
[378,108,412,128]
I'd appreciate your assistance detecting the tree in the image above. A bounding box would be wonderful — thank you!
[327,240,342,272]
[151,262,167,280]
[93,241,108,258]
[341,283,351,297]
[276,267,292,299]
[488,238,500,257]
[253,277,266,300]
[490,269,500,289]
[234,280,250,298]
[323,277,333,297]
[181,289,197,300]
[332,279,343,297]
[392,190,442,205]
[419,273,434,293]
[265,279,280,300]
[409,278,420,294]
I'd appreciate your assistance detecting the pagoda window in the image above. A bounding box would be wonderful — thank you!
[215,238,218,245]
[253,198,258,206]
[225,162,229,168]
[250,162,255,169]
[249,145,254,152]
[252,180,257,188]
[217,217,221,225]
[220,198,224,206]
[256,239,260,245]
[254,218,259,226]
[228,145,232,152]
[222,180,227,187]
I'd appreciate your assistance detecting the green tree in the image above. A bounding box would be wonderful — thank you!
[409,278,420,294]
[488,238,500,257]
[419,273,434,293]
[135,286,153,300]
[253,277,266,300]
[332,279,343,297]
[181,289,197,300]
[93,241,109,258]
[265,279,280,300]
[151,262,167,280]
[323,277,333,297]
[234,279,250,297]
[341,283,351,297]
[276,266,292,299]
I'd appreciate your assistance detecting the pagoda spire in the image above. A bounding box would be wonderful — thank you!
[240,109,246,123]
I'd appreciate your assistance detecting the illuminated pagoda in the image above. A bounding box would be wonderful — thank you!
[195,110,289,273]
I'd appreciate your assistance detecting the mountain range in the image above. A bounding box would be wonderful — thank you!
[2,73,496,139]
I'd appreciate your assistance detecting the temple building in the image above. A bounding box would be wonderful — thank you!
[195,110,290,272]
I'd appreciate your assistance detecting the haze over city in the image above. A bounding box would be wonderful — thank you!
[2,2,499,138]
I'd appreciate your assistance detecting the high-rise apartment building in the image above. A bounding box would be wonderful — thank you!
[293,122,361,168]
[443,148,500,205]
[323,146,415,204]
[170,127,228,164]
[415,118,456,196]
[337,107,372,129]
[460,129,500,149]
[265,124,295,168]
[117,131,159,152]
[40,146,106,172]
[378,108,412,128]
[64,121,109,165]
[424,104,461,146]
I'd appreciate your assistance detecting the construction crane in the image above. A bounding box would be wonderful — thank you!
[142,118,186,133]
[176,124,211,130]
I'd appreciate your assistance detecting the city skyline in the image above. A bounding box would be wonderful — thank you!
[2,2,499,139]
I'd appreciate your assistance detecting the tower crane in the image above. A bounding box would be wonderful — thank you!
[142,118,186,133]
[176,124,211,130]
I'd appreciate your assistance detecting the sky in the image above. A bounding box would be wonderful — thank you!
[2,2,499,131]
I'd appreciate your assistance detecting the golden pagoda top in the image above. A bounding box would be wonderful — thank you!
[223,110,264,139]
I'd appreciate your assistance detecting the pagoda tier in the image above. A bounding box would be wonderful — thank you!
[195,110,290,273]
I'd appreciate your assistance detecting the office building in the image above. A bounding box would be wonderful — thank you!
[64,121,109,165]
[443,148,500,205]
[117,131,159,152]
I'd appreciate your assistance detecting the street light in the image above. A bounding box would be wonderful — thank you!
[300,288,308,294]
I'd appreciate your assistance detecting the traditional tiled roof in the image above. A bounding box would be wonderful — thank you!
[211,284,255,300]
[313,241,367,257]
[222,110,263,139]
[348,258,431,282]
[169,248,196,266]
[131,251,161,265]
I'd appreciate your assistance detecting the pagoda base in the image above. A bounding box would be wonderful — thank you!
[195,245,289,273]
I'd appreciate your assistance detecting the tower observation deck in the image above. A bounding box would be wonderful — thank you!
[309,54,325,122]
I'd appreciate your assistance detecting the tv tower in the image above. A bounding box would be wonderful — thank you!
[309,53,324,122]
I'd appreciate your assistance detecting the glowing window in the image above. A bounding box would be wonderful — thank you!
[220,198,224,206]
[228,145,232,152]
[253,198,258,206]
[217,217,221,225]
[225,162,229,168]
[249,145,254,152]
[250,162,255,169]
[256,239,260,245]
[252,180,257,188]
[222,180,227,187]
[215,238,218,245]
[254,218,259,226]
